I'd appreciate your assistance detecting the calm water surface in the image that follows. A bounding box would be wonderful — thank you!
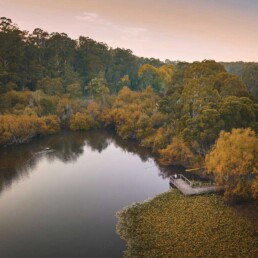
[0,130,184,258]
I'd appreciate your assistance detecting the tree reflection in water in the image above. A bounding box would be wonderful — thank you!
[0,130,192,196]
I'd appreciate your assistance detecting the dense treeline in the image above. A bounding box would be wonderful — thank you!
[0,17,163,95]
[221,61,258,98]
[1,17,258,97]
[0,17,257,199]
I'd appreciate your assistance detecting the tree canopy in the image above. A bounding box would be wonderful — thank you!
[1,17,258,200]
[205,128,258,199]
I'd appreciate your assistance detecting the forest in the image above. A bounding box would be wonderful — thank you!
[0,17,257,200]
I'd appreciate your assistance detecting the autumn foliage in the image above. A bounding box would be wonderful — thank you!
[159,137,198,167]
[205,128,258,199]
[0,114,60,146]
[0,51,258,199]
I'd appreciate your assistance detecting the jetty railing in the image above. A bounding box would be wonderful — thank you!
[170,174,193,187]
[178,174,193,187]
[171,174,214,188]
[170,174,217,196]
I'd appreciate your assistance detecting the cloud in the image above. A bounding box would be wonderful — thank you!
[120,27,148,42]
[74,12,149,43]
[75,12,113,26]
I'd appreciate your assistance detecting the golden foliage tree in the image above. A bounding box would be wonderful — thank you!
[69,102,101,131]
[159,137,197,167]
[69,112,95,131]
[138,64,175,93]
[0,114,60,146]
[205,128,258,199]
[40,115,60,134]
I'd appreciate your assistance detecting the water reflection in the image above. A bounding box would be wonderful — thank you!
[0,130,199,196]
[0,130,208,258]
[0,130,187,196]
[0,132,85,194]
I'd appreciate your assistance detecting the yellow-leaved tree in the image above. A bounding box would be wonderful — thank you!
[159,137,198,168]
[205,128,258,199]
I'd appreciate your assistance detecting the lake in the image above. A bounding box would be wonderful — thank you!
[0,130,186,258]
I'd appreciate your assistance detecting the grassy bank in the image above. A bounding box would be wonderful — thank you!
[116,191,258,257]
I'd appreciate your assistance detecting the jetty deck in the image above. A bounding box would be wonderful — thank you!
[170,174,216,196]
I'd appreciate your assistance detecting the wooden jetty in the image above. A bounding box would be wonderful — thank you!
[169,174,216,196]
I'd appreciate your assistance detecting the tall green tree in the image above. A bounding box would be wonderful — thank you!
[219,96,257,131]
[37,77,64,95]
[242,63,258,98]
[0,17,27,90]
[87,74,110,105]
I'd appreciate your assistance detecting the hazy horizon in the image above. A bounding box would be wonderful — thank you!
[2,0,258,62]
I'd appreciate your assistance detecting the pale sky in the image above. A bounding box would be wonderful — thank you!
[1,0,258,62]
